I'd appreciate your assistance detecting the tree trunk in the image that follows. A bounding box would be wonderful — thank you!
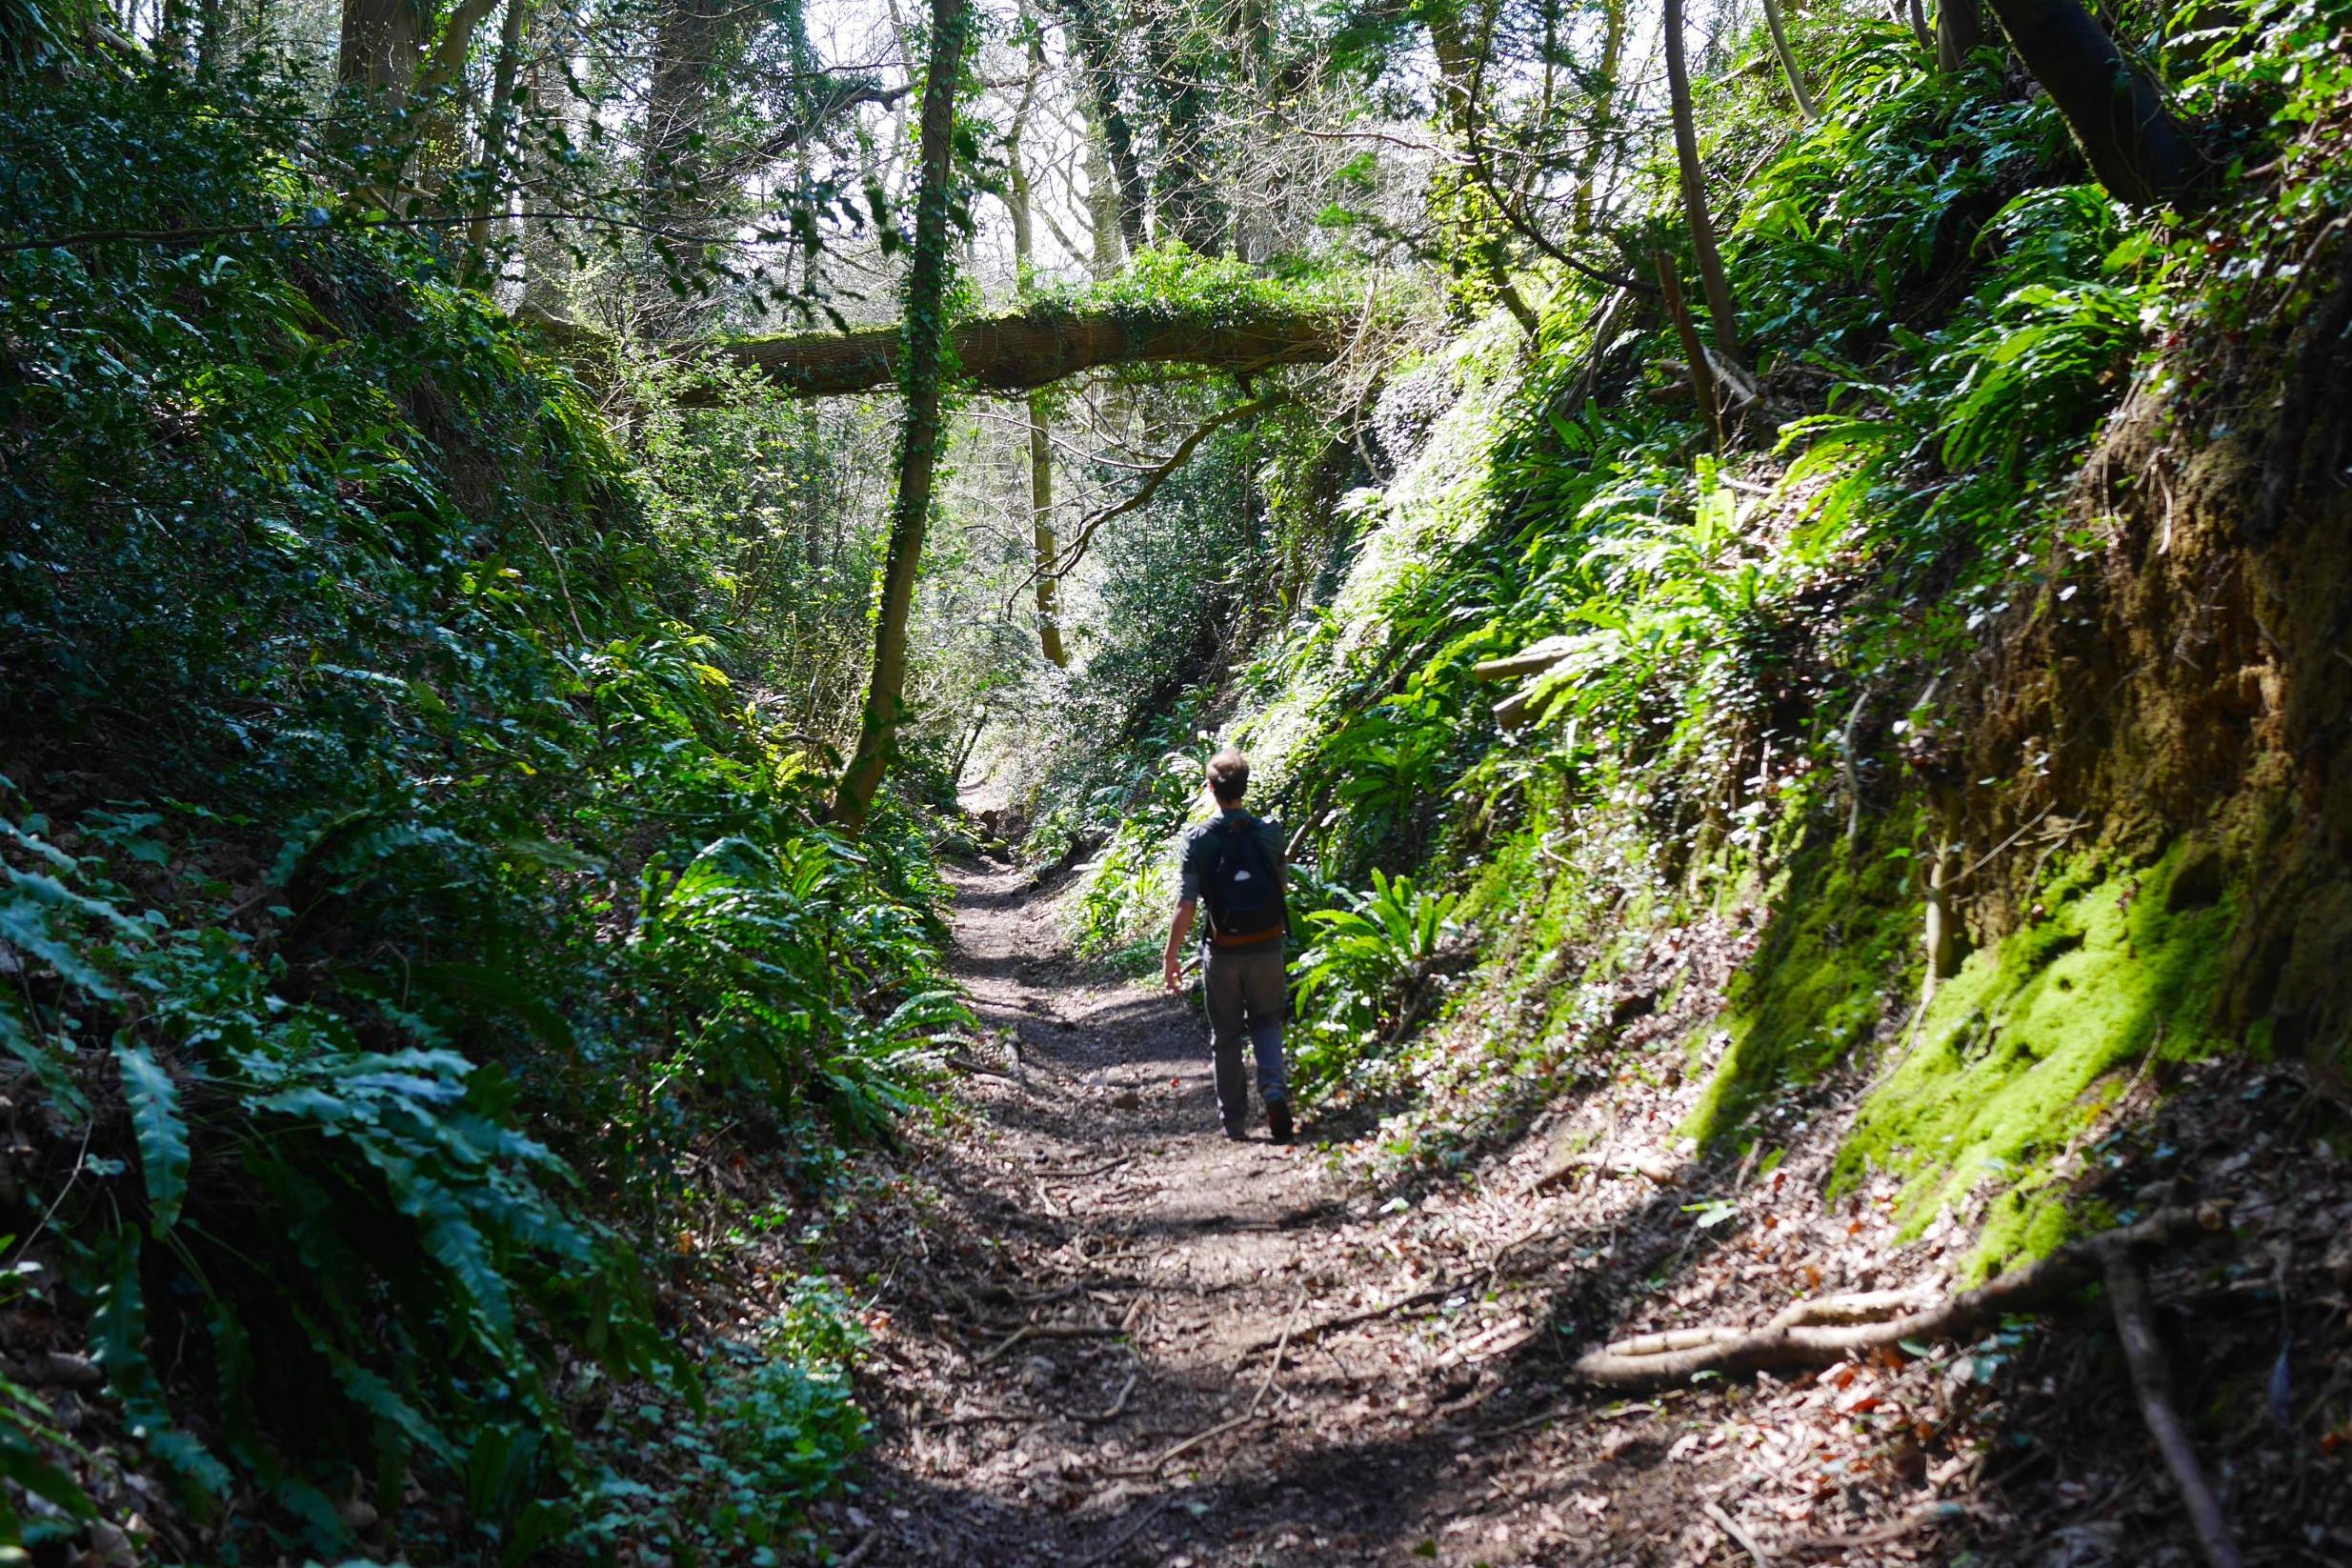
[1084,127,1128,278]
[1142,10,1225,256]
[832,0,974,833]
[1028,397,1068,666]
[646,0,730,175]
[1936,0,1984,70]
[1761,0,1818,119]
[159,0,192,67]
[1655,245,1721,451]
[1060,0,1151,255]
[337,0,424,95]
[1662,0,1744,368]
[637,0,749,330]
[1006,16,1069,668]
[1572,0,1626,236]
[692,306,1339,399]
[518,47,573,316]
[1979,0,2203,206]
[465,0,532,271]
[1425,0,1540,339]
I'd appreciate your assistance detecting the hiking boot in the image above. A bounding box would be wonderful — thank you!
[1223,1122,1249,1141]
[1267,1099,1294,1146]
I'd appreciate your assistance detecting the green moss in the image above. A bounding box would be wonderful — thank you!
[1836,840,2238,1275]
[1682,804,1923,1145]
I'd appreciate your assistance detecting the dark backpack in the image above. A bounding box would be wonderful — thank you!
[1203,814,1284,944]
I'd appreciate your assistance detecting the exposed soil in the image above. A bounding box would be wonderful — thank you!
[801,864,2352,1567]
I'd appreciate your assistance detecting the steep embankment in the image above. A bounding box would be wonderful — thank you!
[1055,21,2352,1256]
[1017,11,2352,1558]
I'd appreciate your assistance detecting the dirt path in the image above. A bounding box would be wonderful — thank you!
[808,864,2352,1568]
[811,864,1517,1565]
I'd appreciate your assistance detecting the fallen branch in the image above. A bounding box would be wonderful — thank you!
[1072,1494,1178,1568]
[1075,1367,1140,1423]
[1004,393,1291,601]
[1472,636,1577,684]
[1234,1280,1454,1355]
[2105,1252,2244,1568]
[698,309,1337,399]
[1041,1156,1135,1180]
[943,1054,1019,1080]
[1703,1498,1774,1568]
[974,1321,1122,1368]
[1534,1149,1681,1189]
[1574,1207,2214,1388]
[1127,1296,1301,1477]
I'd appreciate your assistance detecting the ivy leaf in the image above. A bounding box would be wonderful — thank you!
[115,1038,189,1236]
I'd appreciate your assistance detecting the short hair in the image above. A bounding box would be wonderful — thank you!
[1206,748,1250,804]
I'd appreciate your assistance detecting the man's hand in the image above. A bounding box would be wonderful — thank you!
[1163,899,1196,994]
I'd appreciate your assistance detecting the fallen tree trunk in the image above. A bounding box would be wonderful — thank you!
[1472,636,1577,685]
[693,305,1343,399]
[1574,1205,2217,1387]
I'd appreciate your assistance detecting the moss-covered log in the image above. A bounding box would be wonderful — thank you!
[699,304,1342,399]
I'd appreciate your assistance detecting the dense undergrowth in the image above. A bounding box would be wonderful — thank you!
[1034,0,2352,1265]
[0,60,960,1562]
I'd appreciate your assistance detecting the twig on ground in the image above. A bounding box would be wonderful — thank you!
[1011,1281,1086,1306]
[944,1054,1019,1080]
[1041,1156,1134,1180]
[1248,1296,1304,1417]
[1784,1499,1978,1558]
[1072,1494,1178,1568]
[1075,1367,1140,1423]
[1235,1281,1453,1354]
[974,1322,1121,1367]
[1123,1295,1303,1477]
[1134,1409,1256,1477]
[1704,1498,1774,1568]
[1574,1207,2217,1387]
[836,1525,882,1567]
[2105,1252,2244,1568]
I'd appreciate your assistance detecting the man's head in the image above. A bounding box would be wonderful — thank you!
[1206,748,1250,806]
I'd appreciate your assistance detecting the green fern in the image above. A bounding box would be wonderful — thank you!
[114,1039,190,1236]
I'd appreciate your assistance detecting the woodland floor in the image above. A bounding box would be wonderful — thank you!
[795,863,2352,1568]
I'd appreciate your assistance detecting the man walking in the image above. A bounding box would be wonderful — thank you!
[1162,748,1293,1145]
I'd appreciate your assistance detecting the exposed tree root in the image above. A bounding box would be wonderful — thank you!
[1704,1498,1774,1568]
[1577,1211,2251,1564]
[1075,1367,1140,1423]
[1534,1148,1681,1189]
[973,1321,1120,1367]
[1234,1281,1453,1354]
[2104,1253,2244,1568]
[1574,1207,2214,1387]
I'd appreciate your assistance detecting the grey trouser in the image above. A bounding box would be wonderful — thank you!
[1202,941,1288,1130]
